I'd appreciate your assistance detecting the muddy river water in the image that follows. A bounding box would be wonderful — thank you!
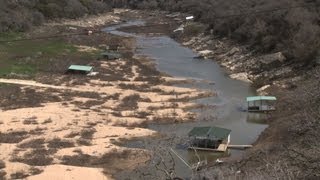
[104,21,268,178]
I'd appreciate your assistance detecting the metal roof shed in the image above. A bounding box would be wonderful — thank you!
[246,96,277,102]
[246,96,277,112]
[100,52,122,60]
[188,126,231,140]
[188,126,231,152]
[68,65,93,74]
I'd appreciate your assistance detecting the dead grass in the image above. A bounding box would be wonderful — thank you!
[29,167,43,176]
[0,160,5,169]
[116,94,151,111]
[0,130,29,143]
[10,171,29,179]
[0,170,6,179]
[42,118,53,124]
[113,119,148,128]
[0,85,61,110]
[18,138,45,149]
[105,93,121,101]
[147,103,178,111]
[47,138,75,149]
[11,148,55,166]
[64,131,80,138]
[135,111,152,119]
[61,152,92,167]
[23,117,39,125]
[76,138,92,146]
[72,100,105,109]
[151,116,184,123]
[61,148,136,168]
[29,127,47,135]
[80,128,96,139]
[118,83,152,92]
[134,76,163,85]
[111,111,123,117]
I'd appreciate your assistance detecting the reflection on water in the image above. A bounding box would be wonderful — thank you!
[247,113,271,124]
[186,150,230,165]
[104,21,269,178]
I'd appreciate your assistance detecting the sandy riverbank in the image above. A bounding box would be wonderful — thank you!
[0,10,214,179]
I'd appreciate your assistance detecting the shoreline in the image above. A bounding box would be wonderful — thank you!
[115,9,311,178]
[0,10,215,180]
[1,8,314,179]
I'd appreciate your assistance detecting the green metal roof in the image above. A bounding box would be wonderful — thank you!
[68,65,93,72]
[246,96,277,102]
[188,126,231,139]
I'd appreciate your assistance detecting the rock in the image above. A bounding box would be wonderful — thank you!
[174,18,183,22]
[230,72,252,83]
[198,50,213,57]
[316,56,320,65]
[183,37,196,46]
[173,27,184,33]
[227,47,240,56]
[257,85,271,94]
[206,40,214,45]
[34,51,42,58]
[68,27,77,30]
[98,44,107,50]
[166,13,181,18]
[199,36,211,42]
[259,52,286,65]
[274,67,292,76]
[25,57,32,61]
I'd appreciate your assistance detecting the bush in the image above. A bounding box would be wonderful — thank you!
[80,0,111,14]
[0,0,112,32]
[184,23,206,36]
[36,3,62,18]
[110,0,320,63]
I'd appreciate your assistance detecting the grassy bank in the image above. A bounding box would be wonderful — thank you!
[0,31,104,79]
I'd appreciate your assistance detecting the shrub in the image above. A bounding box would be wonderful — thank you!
[184,23,206,36]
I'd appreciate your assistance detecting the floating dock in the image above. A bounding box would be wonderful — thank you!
[189,143,229,152]
[227,144,253,149]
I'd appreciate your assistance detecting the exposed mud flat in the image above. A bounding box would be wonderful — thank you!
[0,10,214,179]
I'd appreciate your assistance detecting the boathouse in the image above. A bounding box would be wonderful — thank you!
[246,96,277,112]
[188,126,231,152]
[67,65,93,74]
[100,51,122,60]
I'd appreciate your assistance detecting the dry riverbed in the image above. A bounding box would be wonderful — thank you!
[0,10,214,179]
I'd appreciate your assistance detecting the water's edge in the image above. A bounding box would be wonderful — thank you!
[104,21,268,178]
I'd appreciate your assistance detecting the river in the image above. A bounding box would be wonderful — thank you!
[104,21,268,179]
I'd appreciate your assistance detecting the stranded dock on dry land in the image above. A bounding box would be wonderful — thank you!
[246,96,277,113]
[188,126,253,152]
[188,126,231,152]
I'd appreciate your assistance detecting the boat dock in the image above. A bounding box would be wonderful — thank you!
[227,144,253,149]
[189,143,229,152]
[189,144,253,152]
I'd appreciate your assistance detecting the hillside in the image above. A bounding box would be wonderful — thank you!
[0,0,111,32]
[111,1,320,179]
[1,0,319,64]
[112,0,320,65]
